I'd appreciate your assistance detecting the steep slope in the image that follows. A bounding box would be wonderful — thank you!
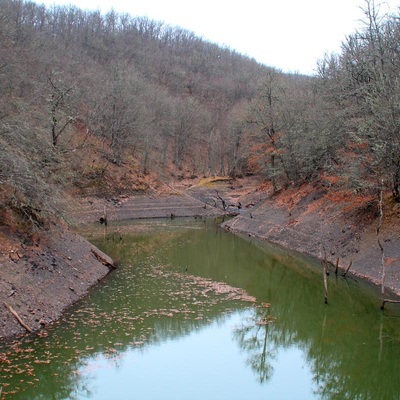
[221,181,400,298]
[0,223,113,339]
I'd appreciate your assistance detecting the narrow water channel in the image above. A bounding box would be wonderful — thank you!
[1,218,400,399]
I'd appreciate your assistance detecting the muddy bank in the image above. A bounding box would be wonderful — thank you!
[221,183,400,297]
[69,177,400,298]
[0,224,113,340]
[2,177,399,340]
[0,189,223,340]
[67,192,223,226]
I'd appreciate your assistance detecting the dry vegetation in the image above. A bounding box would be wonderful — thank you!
[2,0,400,237]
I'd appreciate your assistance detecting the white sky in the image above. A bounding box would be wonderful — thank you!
[38,0,400,75]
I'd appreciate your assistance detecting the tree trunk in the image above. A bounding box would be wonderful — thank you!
[323,262,328,304]
[378,182,386,309]
[271,153,277,193]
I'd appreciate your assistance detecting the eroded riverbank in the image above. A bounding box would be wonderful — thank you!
[0,224,113,339]
[1,176,400,340]
[70,177,400,297]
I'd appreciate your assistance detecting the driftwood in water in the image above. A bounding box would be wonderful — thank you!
[4,302,32,333]
[323,264,328,304]
[381,298,400,308]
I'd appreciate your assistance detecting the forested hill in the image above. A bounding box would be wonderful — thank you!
[1,0,400,237]
[0,0,271,182]
[0,0,268,231]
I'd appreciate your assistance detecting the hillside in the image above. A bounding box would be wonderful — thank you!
[2,0,400,229]
[0,0,273,236]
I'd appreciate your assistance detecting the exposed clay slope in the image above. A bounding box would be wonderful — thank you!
[67,191,223,227]
[0,224,113,339]
[221,182,400,296]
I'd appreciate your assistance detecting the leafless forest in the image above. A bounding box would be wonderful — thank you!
[1,0,400,234]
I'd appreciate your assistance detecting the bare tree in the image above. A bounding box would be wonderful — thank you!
[246,70,284,191]
[317,0,400,200]
[48,73,75,146]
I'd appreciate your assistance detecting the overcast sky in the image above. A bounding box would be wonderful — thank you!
[38,0,399,75]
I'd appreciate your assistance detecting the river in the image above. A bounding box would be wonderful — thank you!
[1,218,400,399]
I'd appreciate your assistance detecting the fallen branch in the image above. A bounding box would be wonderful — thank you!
[335,258,339,275]
[215,190,227,210]
[4,302,32,333]
[342,261,353,277]
[91,248,116,270]
[381,299,400,309]
[323,263,328,304]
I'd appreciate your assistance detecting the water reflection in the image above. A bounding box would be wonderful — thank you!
[233,306,276,384]
[1,219,400,400]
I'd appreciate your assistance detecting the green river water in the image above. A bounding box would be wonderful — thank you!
[1,218,400,399]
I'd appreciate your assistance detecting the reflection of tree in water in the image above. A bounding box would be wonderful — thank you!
[233,305,277,384]
[307,312,400,400]
[233,300,400,400]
